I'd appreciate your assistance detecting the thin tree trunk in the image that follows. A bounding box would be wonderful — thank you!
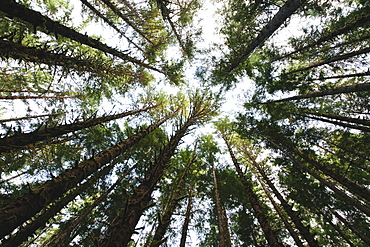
[303,111,370,127]
[0,89,66,94]
[226,0,303,73]
[221,134,282,247]
[286,47,370,75]
[309,71,370,81]
[0,164,113,247]
[301,114,370,132]
[0,39,129,76]
[262,83,370,104]
[0,105,158,154]
[0,112,64,123]
[179,188,193,247]
[0,0,162,73]
[211,162,232,247]
[258,177,306,247]
[47,163,138,247]
[257,132,370,217]
[149,145,196,247]
[242,147,319,247]
[0,95,75,100]
[0,110,178,239]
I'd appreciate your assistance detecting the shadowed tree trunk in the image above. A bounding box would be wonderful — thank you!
[301,114,370,132]
[0,112,64,123]
[309,71,370,81]
[0,110,178,239]
[0,0,162,73]
[262,83,370,104]
[211,162,232,247]
[0,95,75,100]
[180,188,193,247]
[0,105,159,154]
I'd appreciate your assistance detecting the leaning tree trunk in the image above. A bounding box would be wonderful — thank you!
[0,104,158,154]
[47,163,138,247]
[0,95,75,100]
[0,0,162,73]
[0,164,113,247]
[309,71,370,81]
[242,147,319,247]
[221,134,282,247]
[262,83,370,104]
[211,162,232,247]
[0,110,178,239]
[302,110,370,127]
[149,146,196,247]
[256,132,370,217]
[226,0,303,73]
[0,112,64,123]
[179,188,193,247]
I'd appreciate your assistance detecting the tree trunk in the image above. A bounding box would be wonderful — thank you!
[303,110,370,127]
[47,163,138,247]
[0,105,158,154]
[0,110,178,239]
[0,164,113,247]
[0,95,75,100]
[243,147,319,247]
[263,83,370,104]
[309,71,370,81]
[0,112,64,123]
[0,0,162,73]
[0,39,129,76]
[286,47,370,75]
[211,162,232,247]
[226,0,303,73]
[301,114,370,132]
[179,188,193,247]
[221,135,282,247]
[257,132,370,217]
[149,146,196,247]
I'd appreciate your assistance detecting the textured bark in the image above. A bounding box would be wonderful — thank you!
[258,133,370,217]
[0,112,64,123]
[0,39,127,76]
[263,83,370,104]
[227,0,303,73]
[47,164,137,247]
[150,147,195,247]
[0,164,113,247]
[302,114,370,132]
[0,110,177,239]
[100,111,199,247]
[286,47,370,75]
[211,162,232,247]
[179,189,193,247]
[222,135,282,247]
[0,105,158,154]
[0,0,161,73]
[244,148,319,247]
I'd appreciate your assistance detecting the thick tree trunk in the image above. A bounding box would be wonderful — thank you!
[263,83,370,104]
[0,0,161,73]
[0,105,158,154]
[0,110,177,239]
[286,47,370,75]
[0,164,113,247]
[243,147,319,247]
[47,163,137,247]
[227,0,303,73]
[211,162,232,247]
[222,135,282,247]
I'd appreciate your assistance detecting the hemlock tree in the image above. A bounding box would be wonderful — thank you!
[0,0,369,246]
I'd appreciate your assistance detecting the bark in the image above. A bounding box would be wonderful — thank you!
[0,39,128,76]
[0,112,64,123]
[274,8,370,61]
[243,147,319,247]
[0,109,178,239]
[226,0,303,73]
[179,188,193,247]
[0,105,158,154]
[286,47,370,75]
[330,208,370,245]
[79,0,145,53]
[257,132,370,217]
[262,83,370,104]
[0,0,162,73]
[303,111,370,127]
[258,178,306,247]
[211,162,232,247]
[100,110,201,247]
[47,163,137,247]
[0,164,113,247]
[149,146,196,247]
[0,89,66,94]
[309,71,370,81]
[0,95,75,100]
[221,135,282,247]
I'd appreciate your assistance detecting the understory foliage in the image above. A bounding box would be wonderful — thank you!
[0,0,369,246]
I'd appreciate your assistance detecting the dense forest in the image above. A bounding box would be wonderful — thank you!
[0,0,369,246]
